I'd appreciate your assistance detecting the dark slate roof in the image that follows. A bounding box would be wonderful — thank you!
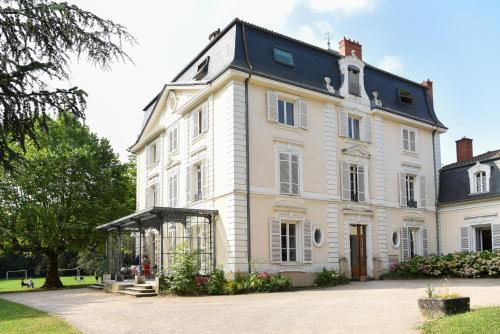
[439,150,500,204]
[137,18,446,143]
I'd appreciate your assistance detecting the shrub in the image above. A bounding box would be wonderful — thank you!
[314,268,349,287]
[168,244,201,295]
[388,250,500,279]
[205,267,226,295]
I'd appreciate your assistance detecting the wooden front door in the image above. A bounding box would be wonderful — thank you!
[350,225,367,279]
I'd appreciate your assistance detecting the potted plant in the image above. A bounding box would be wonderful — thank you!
[418,280,470,318]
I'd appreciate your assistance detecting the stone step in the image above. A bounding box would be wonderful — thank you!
[118,290,157,297]
[89,284,104,290]
[126,287,154,293]
[133,284,154,289]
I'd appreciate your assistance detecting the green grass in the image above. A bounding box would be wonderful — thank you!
[422,307,500,334]
[0,276,96,293]
[0,299,80,334]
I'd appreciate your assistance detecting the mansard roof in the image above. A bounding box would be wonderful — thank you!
[137,18,445,144]
[439,149,500,204]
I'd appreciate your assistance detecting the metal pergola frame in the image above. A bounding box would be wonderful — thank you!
[96,207,218,276]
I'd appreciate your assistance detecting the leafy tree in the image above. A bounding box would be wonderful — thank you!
[0,0,135,171]
[0,115,135,288]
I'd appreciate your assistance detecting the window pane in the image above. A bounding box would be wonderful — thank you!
[348,117,353,138]
[278,100,285,124]
[273,48,294,66]
[289,249,296,262]
[286,102,294,126]
[353,119,360,140]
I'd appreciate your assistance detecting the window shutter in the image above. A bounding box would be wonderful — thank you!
[402,129,409,151]
[269,219,282,263]
[267,91,278,122]
[291,154,299,195]
[399,172,407,207]
[302,220,313,263]
[491,223,500,250]
[298,99,308,129]
[341,161,350,200]
[363,116,372,142]
[185,166,191,204]
[401,227,410,261]
[460,226,470,252]
[202,159,208,199]
[419,176,427,208]
[279,153,290,194]
[339,111,349,137]
[409,131,416,152]
[422,228,429,256]
[191,110,199,138]
[201,104,209,133]
[357,165,366,202]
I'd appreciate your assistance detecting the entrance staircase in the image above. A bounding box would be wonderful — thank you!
[118,283,157,297]
[89,283,104,290]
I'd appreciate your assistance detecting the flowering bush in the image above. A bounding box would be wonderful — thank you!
[224,271,292,294]
[389,250,500,279]
[314,268,349,287]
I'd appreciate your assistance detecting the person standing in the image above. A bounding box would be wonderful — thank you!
[142,255,151,279]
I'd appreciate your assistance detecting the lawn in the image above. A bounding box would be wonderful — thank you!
[422,307,500,334]
[0,276,96,293]
[0,299,80,334]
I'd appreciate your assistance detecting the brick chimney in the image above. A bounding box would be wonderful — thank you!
[422,79,433,104]
[456,137,473,162]
[339,37,362,60]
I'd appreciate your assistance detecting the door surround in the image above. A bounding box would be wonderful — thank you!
[343,213,374,278]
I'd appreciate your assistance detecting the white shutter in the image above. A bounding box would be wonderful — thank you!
[492,223,500,250]
[185,166,191,204]
[279,153,290,194]
[298,99,308,129]
[402,129,409,151]
[409,130,416,152]
[357,165,366,202]
[201,104,209,133]
[399,172,407,207]
[422,228,429,256]
[338,111,349,137]
[302,220,313,263]
[191,110,199,138]
[460,226,471,252]
[419,176,427,208]
[363,116,372,142]
[267,91,278,122]
[269,219,282,263]
[291,154,299,195]
[341,161,350,200]
[401,227,410,261]
[202,159,208,199]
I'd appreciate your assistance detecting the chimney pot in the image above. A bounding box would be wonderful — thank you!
[422,79,434,105]
[456,137,473,162]
[339,37,363,60]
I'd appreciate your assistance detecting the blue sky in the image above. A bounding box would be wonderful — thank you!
[69,0,499,165]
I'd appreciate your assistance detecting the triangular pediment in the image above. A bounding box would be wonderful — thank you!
[341,144,370,158]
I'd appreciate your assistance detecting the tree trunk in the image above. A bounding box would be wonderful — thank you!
[42,250,63,288]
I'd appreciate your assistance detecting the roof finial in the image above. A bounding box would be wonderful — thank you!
[325,30,332,51]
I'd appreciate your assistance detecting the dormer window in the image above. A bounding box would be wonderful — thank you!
[348,65,360,96]
[193,56,210,80]
[467,163,491,194]
[399,89,414,104]
[273,47,294,67]
[475,171,487,193]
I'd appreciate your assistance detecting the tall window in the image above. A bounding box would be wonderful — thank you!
[279,152,300,195]
[348,116,360,140]
[195,164,203,201]
[474,226,492,251]
[192,106,208,139]
[147,141,159,166]
[146,176,159,208]
[168,172,178,207]
[278,100,294,126]
[402,128,416,152]
[350,165,359,202]
[168,125,178,154]
[475,171,487,193]
[348,66,360,96]
[281,222,297,262]
[409,228,418,258]
[405,174,416,208]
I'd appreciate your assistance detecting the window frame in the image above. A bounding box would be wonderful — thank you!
[147,140,159,167]
[194,163,203,202]
[401,127,417,153]
[347,65,361,96]
[348,115,361,140]
[277,149,302,196]
[312,223,324,247]
[475,171,487,193]
[193,56,210,80]
[349,164,359,202]
[273,47,295,67]
[146,175,159,208]
[168,123,178,155]
[281,221,298,263]
[399,89,414,104]
[405,174,417,208]
[277,99,295,127]
[467,163,491,194]
[168,171,178,207]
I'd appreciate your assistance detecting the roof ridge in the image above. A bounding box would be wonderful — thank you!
[441,149,500,170]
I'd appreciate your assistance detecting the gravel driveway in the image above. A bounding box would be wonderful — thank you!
[2,279,500,334]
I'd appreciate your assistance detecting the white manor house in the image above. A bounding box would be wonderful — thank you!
[98,19,450,285]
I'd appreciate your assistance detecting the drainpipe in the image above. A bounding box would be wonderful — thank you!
[432,129,440,254]
[242,22,253,273]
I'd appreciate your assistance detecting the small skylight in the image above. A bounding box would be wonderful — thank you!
[273,47,294,66]
[399,89,414,104]
[193,56,210,80]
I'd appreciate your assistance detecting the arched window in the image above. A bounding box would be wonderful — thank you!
[475,171,487,192]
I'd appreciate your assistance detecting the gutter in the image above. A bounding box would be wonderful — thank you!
[242,22,253,273]
[432,130,441,255]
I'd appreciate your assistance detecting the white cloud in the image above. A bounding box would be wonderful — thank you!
[377,56,403,73]
[296,22,334,48]
[306,0,377,13]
